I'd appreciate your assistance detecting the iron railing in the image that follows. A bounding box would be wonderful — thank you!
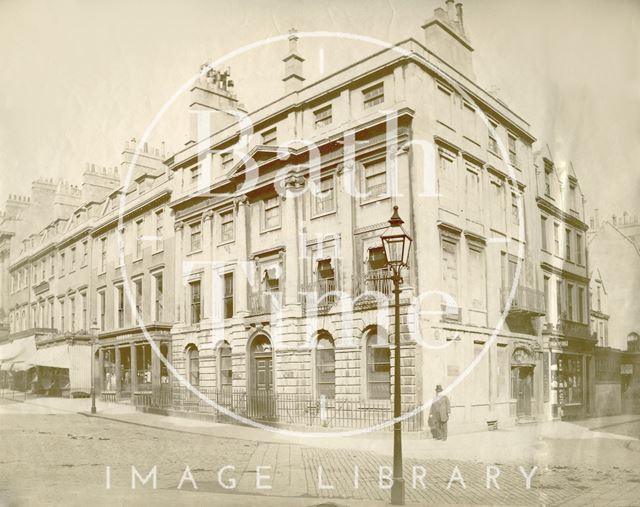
[249,291,283,315]
[300,279,337,311]
[543,319,592,340]
[135,386,424,431]
[500,286,545,315]
[355,269,392,297]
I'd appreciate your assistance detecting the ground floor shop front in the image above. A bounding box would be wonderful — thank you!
[544,336,596,420]
[96,325,172,403]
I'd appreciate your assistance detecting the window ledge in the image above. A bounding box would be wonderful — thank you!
[311,209,337,220]
[187,249,203,256]
[260,226,281,235]
[360,194,390,206]
[218,240,235,247]
[152,249,164,256]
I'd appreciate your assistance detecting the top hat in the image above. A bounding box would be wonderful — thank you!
[435,384,443,392]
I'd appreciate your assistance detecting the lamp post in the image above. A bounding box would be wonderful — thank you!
[90,319,99,414]
[380,205,413,506]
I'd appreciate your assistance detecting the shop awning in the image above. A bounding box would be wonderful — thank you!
[28,345,70,369]
[0,336,37,370]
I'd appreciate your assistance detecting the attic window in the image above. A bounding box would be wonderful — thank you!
[544,165,552,196]
[261,128,277,146]
[314,105,333,128]
[221,151,234,170]
[363,83,384,109]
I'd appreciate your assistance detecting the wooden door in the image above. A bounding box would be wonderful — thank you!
[516,367,533,416]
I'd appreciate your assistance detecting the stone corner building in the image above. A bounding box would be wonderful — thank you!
[0,1,603,431]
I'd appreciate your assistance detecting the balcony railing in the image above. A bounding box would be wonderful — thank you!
[500,286,545,316]
[543,319,592,341]
[249,291,283,315]
[355,269,392,297]
[300,278,337,310]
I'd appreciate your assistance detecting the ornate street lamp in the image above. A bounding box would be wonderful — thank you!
[380,205,412,506]
[90,319,100,414]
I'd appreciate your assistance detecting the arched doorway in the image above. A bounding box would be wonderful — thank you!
[248,334,275,420]
[511,347,535,418]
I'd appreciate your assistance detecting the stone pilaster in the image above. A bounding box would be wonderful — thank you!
[234,196,249,316]
[202,210,214,321]
[174,222,184,323]
[282,173,304,307]
[336,162,355,296]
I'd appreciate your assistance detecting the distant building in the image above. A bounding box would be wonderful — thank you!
[534,147,593,420]
[587,215,640,351]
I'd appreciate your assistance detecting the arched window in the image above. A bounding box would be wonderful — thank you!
[186,344,200,386]
[219,341,232,390]
[316,332,335,398]
[366,328,390,399]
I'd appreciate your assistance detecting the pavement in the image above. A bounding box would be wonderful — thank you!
[1,395,640,506]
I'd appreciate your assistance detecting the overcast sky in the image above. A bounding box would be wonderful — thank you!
[0,0,638,221]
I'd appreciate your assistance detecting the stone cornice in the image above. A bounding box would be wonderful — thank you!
[537,196,588,231]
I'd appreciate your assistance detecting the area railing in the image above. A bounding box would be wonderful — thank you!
[135,386,424,432]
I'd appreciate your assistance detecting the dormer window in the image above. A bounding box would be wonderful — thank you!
[544,164,552,196]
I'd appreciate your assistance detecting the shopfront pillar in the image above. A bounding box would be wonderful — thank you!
[151,340,161,391]
[130,343,137,392]
[98,348,104,392]
[114,347,121,393]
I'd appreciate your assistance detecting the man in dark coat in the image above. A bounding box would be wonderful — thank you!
[429,384,451,440]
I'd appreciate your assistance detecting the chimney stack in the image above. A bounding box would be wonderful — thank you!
[282,28,305,94]
[421,1,475,79]
[187,65,245,146]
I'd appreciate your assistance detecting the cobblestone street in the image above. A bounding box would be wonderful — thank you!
[0,398,639,506]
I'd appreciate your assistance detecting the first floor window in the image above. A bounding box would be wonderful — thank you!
[98,291,106,331]
[59,300,65,332]
[366,329,390,399]
[190,281,202,324]
[316,333,335,398]
[223,272,234,319]
[154,272,164,322]
[117,285,125,328]
[134,278,143,320]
